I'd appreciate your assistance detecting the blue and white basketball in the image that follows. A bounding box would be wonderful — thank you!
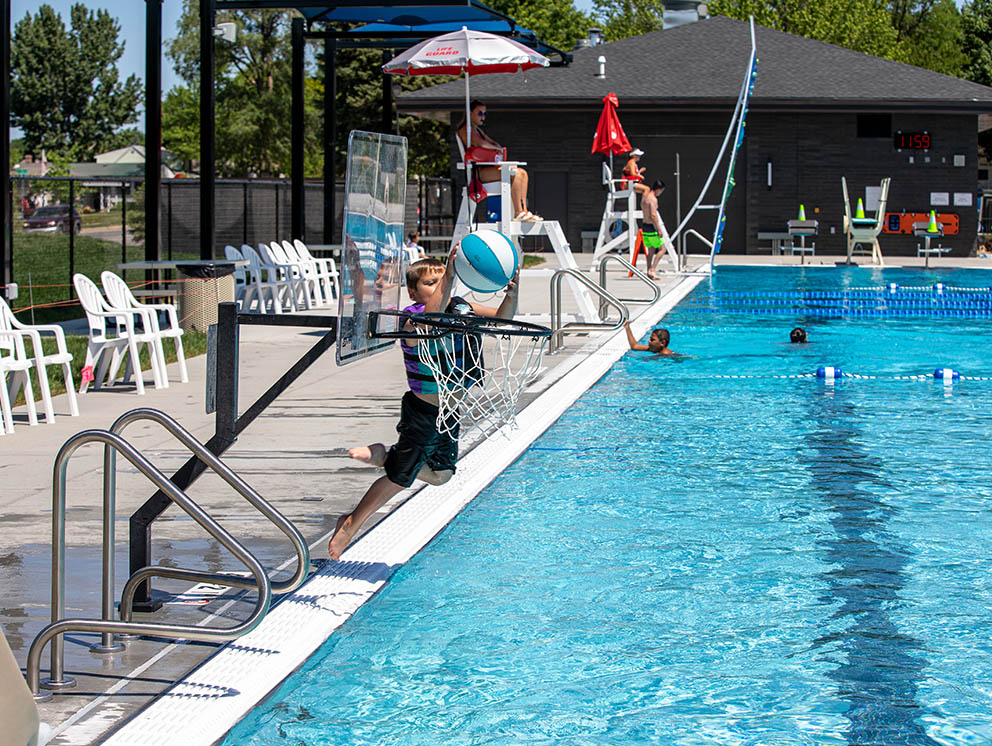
[455,229,519,293]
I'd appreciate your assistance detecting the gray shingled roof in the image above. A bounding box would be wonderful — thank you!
[399,15,992,111]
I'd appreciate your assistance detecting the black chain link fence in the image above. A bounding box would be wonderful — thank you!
[6,175,455,322]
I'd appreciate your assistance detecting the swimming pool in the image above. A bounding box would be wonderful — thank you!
[225,266,992,745]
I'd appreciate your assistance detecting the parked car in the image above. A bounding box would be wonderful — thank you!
[22,205,82,234]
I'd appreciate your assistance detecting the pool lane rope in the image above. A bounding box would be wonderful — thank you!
[705,367,992,382]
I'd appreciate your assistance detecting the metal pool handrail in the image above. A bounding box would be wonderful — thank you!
[596,254,661,319]
[105,409,311,648]
[550,268,629,354]
[26,428,272,700]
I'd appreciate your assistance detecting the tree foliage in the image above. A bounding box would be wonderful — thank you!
[487,0,596,50]
[592,0,665,42]
[962,0,992,85]
[10,4,142,160]
[164,1,321,178]
[707,0,901,59]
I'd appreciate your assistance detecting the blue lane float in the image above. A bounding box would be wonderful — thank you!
[934,368,960,381]
[816,366,843,379]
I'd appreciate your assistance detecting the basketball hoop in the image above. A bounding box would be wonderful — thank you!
[371,311,552,437]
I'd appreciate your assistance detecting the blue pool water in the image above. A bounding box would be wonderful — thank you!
[227,266,992,745]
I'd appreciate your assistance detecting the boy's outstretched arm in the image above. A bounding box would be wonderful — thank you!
[425,243,459,314]
[624,321,649,351]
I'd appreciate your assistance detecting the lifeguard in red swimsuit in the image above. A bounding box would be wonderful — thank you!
[623,148,650,197]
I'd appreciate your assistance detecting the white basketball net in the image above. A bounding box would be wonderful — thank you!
[418,328,548,438]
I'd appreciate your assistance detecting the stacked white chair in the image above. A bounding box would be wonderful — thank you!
[1,324,39,435]
[224,245,249,310]
[73,274,166,395]
[279,240,328,307]
[0,296,78,425]
[258,242,310,311]
[101,271,188,385]
[239,244,290,314]
[290,239,339,304]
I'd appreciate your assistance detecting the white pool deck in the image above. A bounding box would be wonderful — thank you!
[3,252,989,745]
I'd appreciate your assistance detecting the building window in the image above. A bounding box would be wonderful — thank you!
[857,114,892,138]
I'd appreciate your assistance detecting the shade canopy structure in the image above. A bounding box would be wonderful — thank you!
[591,92,632,156]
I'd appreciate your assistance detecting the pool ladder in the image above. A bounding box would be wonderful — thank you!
[25,408,311,701]
[550,255,661,353]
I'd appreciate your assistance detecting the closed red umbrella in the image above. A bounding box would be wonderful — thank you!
[591,92,631,156]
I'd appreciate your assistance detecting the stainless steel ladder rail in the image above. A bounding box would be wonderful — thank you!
[550,268,630,354]
[26,428,273,700]
[95,408,311,652]
[596,254,661,319]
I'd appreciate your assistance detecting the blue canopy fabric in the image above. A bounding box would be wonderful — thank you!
[299,3,509,26]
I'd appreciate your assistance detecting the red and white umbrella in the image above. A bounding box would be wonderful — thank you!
[384,27,550,152]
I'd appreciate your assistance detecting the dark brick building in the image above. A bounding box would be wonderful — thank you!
[400,16,992,257]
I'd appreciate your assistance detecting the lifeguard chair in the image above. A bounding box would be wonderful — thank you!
[842,176,890,266]
[590,163,679,272]
[451,139,600,322]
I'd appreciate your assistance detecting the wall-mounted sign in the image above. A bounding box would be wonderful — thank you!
[930,192,950,206]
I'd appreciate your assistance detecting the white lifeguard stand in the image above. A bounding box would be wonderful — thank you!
[589,163,679,273]
[452,142,600,322]
[842,176,891,266]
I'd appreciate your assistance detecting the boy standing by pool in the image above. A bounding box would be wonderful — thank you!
[640,180,668,280]
[328,245,519,560]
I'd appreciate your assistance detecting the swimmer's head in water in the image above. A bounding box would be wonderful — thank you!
[790,327,808,343]
[648,328,670,352]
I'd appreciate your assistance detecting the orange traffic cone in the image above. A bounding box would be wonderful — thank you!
[628,229,645,277]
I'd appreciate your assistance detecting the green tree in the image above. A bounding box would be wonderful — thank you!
[592,0,665,41]
[708,0,901,59]
[962,0,992,85]
[164,1,321,178]
[10,4,142,160]
[889,0,965,76]
[487,0,596,50]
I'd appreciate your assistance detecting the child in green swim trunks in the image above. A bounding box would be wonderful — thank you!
[640,180,666,279]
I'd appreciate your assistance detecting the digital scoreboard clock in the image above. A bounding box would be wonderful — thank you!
[894,131,930,150]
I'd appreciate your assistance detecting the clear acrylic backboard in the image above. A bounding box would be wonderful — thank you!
[336,130,408,365]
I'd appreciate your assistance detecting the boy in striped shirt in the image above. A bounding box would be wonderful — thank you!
[329,245,518,559]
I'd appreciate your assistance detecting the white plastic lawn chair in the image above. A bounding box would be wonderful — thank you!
[0,296,78,424]
[259,241,311,310]
[224,245,248,310]
[1,329,39,434]
[280,240,329,307]
[101,271,188,385]
[73,274,166,395]
[240,244,289,314]
[292,239,339,303]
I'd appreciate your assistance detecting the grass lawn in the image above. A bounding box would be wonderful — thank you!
[10,233,144,323]
[522,254,546,268]
[11,330,207,408]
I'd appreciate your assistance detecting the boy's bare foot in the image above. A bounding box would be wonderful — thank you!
[349,443,387,467]
[328,514,356,560]
[647,270,659,280]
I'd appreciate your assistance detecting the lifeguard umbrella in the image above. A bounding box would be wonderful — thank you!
[591,93,631,156]
[383,27,550,153]
[591,92,632,180]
